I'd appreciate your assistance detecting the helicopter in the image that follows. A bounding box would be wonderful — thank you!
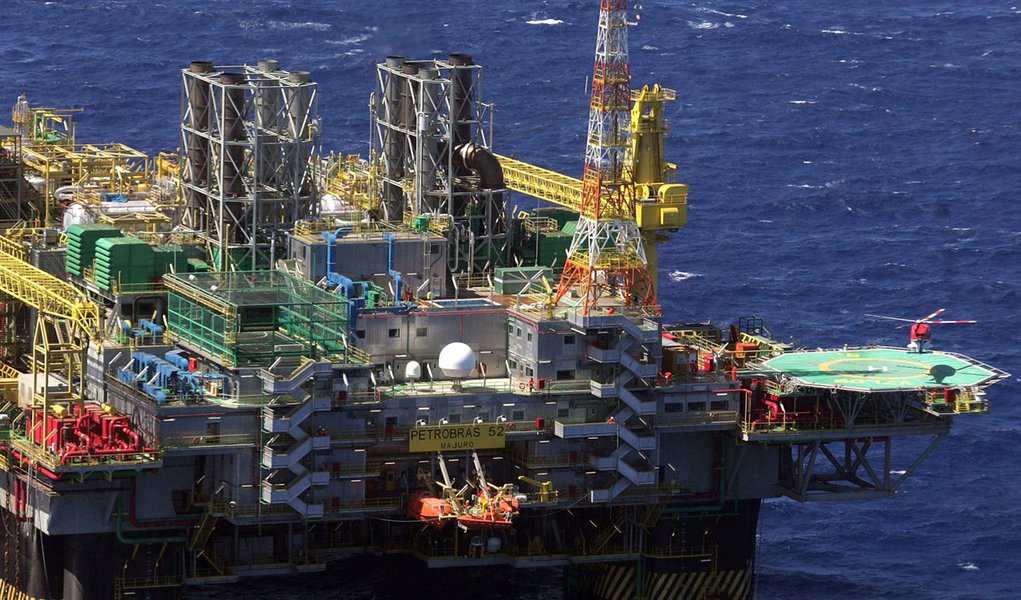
[865,308,976,353]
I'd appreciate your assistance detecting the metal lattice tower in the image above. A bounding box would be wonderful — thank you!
[554,0,657,314]
[370,55,508,274]
[180,60,320,271]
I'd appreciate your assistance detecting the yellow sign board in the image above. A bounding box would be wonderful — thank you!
[408,423,507,453]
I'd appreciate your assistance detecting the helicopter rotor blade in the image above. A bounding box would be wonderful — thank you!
[925,319,977,325]
[864,314,917,323]
[921,308,946,321]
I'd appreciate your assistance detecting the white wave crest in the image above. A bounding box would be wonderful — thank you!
[526,18,564,26]
[705,8,748,19]
[242,20,332,32]
[669,271,702,282]
[326,33,372,46]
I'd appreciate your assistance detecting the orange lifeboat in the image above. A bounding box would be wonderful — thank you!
[408,490,454,530]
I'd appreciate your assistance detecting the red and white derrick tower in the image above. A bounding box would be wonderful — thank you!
[554,0,657,315]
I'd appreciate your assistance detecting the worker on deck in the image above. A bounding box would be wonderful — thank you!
[908,322,931,353]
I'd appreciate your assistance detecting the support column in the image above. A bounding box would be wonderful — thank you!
[62,533,123,600]
[566,499,761,600]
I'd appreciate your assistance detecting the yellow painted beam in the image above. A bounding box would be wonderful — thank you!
[0,248,100,337]
[494,154,583,213]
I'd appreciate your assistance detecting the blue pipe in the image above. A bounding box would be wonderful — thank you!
[321,227,352,275]
[322,228,362,336]
[326,271,358,331]
[382,232,402,306]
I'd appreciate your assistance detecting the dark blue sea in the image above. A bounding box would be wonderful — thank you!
[2,1,1019,598]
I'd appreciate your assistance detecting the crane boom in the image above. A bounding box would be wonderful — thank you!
[498,83,688,299]
[0,247,101,416]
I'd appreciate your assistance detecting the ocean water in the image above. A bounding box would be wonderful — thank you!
[2,1,1019,598]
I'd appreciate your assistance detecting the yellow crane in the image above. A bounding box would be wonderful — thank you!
[517,475,557,503]
[0,245,101,441]
[496,84,688,293]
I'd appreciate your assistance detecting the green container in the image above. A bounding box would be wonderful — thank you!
[93,236,156,288]
[66,224,124,276]
[413,214,432,233]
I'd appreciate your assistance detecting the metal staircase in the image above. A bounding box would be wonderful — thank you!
[188,510,217,552]
[261,467,331,518]
[259,357,332,395]
[259,360,333,518]
[586,316,662,502]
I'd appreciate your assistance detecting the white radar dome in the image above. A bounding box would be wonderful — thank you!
[438,343,476,378]
[404,361,422,382]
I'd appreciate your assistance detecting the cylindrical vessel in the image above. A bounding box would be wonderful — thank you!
[256,59,282,187]
[219,72,246,198]
[186,61,215,202]
[448,53,474,149]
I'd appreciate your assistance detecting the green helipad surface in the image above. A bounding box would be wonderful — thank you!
[763,348,999,392]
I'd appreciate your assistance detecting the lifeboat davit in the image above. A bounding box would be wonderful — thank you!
[456,495,519,530]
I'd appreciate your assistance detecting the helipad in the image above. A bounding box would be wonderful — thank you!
[762,348,1001,392]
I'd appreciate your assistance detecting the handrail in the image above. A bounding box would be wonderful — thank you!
[161,433,259,448]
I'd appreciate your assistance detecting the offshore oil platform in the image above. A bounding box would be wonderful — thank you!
[0,2,1008,599]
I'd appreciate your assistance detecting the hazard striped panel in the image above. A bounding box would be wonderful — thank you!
[646,567,753,599]
[591,564,635,600]
[584,560,754,600]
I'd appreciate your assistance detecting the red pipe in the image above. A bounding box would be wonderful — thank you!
[9,449,62,480]
[119,424,142,449]
[15,479,26,520]
[60,449,90,465]
[658,387,744,395]
[74,430,91,447]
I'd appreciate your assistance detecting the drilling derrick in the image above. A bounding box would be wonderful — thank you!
[554,0,657,314]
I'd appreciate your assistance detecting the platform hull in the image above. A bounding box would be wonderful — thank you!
[566,500,760,600]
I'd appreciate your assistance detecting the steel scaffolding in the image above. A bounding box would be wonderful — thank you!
[0,125,24,221]
[164,270,350,367]
[180,61,320,271]
[370,55,508,273]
